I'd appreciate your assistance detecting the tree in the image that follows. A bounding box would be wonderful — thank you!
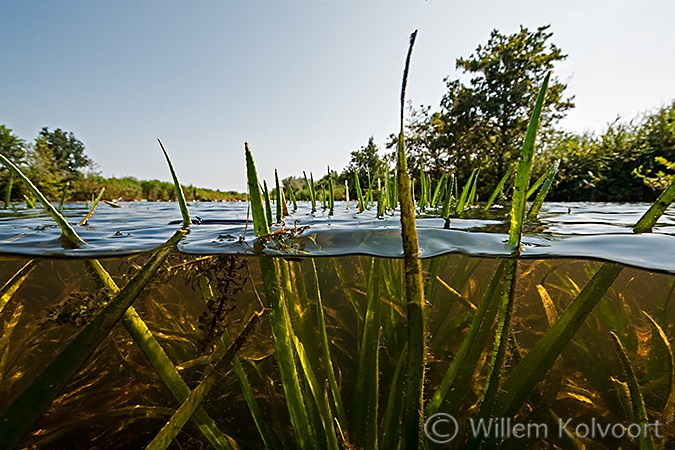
[340,136,385,195]
[403,25,574,197]
[0,125,26,164]
[0,126,27,205]
[38,127,91,175]
[25,135,65,200]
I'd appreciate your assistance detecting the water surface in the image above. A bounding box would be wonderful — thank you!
[0,201,673,272]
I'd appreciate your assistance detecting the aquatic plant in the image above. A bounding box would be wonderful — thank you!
[395,30,428,449]
[0,142,234,449]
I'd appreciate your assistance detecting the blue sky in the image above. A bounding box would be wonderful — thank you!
[2,0,674,192]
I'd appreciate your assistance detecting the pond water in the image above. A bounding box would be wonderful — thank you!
[0,201,674,272]
[0,201,673,449]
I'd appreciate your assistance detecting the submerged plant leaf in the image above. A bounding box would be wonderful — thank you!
[0,260,37,314]
[426,261,505,417]
[381,343,407,450]
[352,258,381,447]
[311,260,348,434]
[537,284,559,326]
[0,229,186,449]
[494,263,623,418]
[293,336,340,449]
[82,259,231,449]
[611,331,656,450]
[644,312,675,449]
[145,309,264,450]
[472,258,518,438]
[0,303,23,381]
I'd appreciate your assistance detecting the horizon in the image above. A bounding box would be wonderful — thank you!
[2,1,674,192]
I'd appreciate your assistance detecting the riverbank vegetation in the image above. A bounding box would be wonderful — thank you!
[0,126,246,204]
[286,25,675,204]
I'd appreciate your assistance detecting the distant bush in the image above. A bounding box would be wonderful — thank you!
[72,175,247,202]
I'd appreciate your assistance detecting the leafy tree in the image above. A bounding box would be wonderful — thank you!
[281,176,305,193]
[340,136,385,196]
[25,135,66,200]
[0,125,27,203]
[401,25,574,198]
[0,125,26,164]
[38,127,91,175]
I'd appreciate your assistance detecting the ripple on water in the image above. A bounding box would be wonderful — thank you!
[0,201,673,273]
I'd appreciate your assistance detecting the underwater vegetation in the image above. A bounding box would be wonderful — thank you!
[0,31,675,450]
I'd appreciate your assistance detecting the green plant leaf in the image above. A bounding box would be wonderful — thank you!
[157,139,190,228]
[610,332,656,450]
[381,343,407,450]
[456,168,478,215]
[246,143,270,236]
[275,169,283,224]
[0,229,187,449]
[634,175,675,233]
[145,310,263,450]
[78,187,106,226]
[246,143,317,448]
[199,277,273,450]
[0,260,37,314]
[527,159,560,220]
[483,165,514,212]
[293,336,340,450]
[644,313,675,449]
[311,260,348,433]
[507,72,550,250]
[0,152,85,246]
[426,260,505,416]
[352,258,381,445]
[493,263,623,418]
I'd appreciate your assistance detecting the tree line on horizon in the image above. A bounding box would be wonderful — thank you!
[0,126,246,205]
[285,25,675,205]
